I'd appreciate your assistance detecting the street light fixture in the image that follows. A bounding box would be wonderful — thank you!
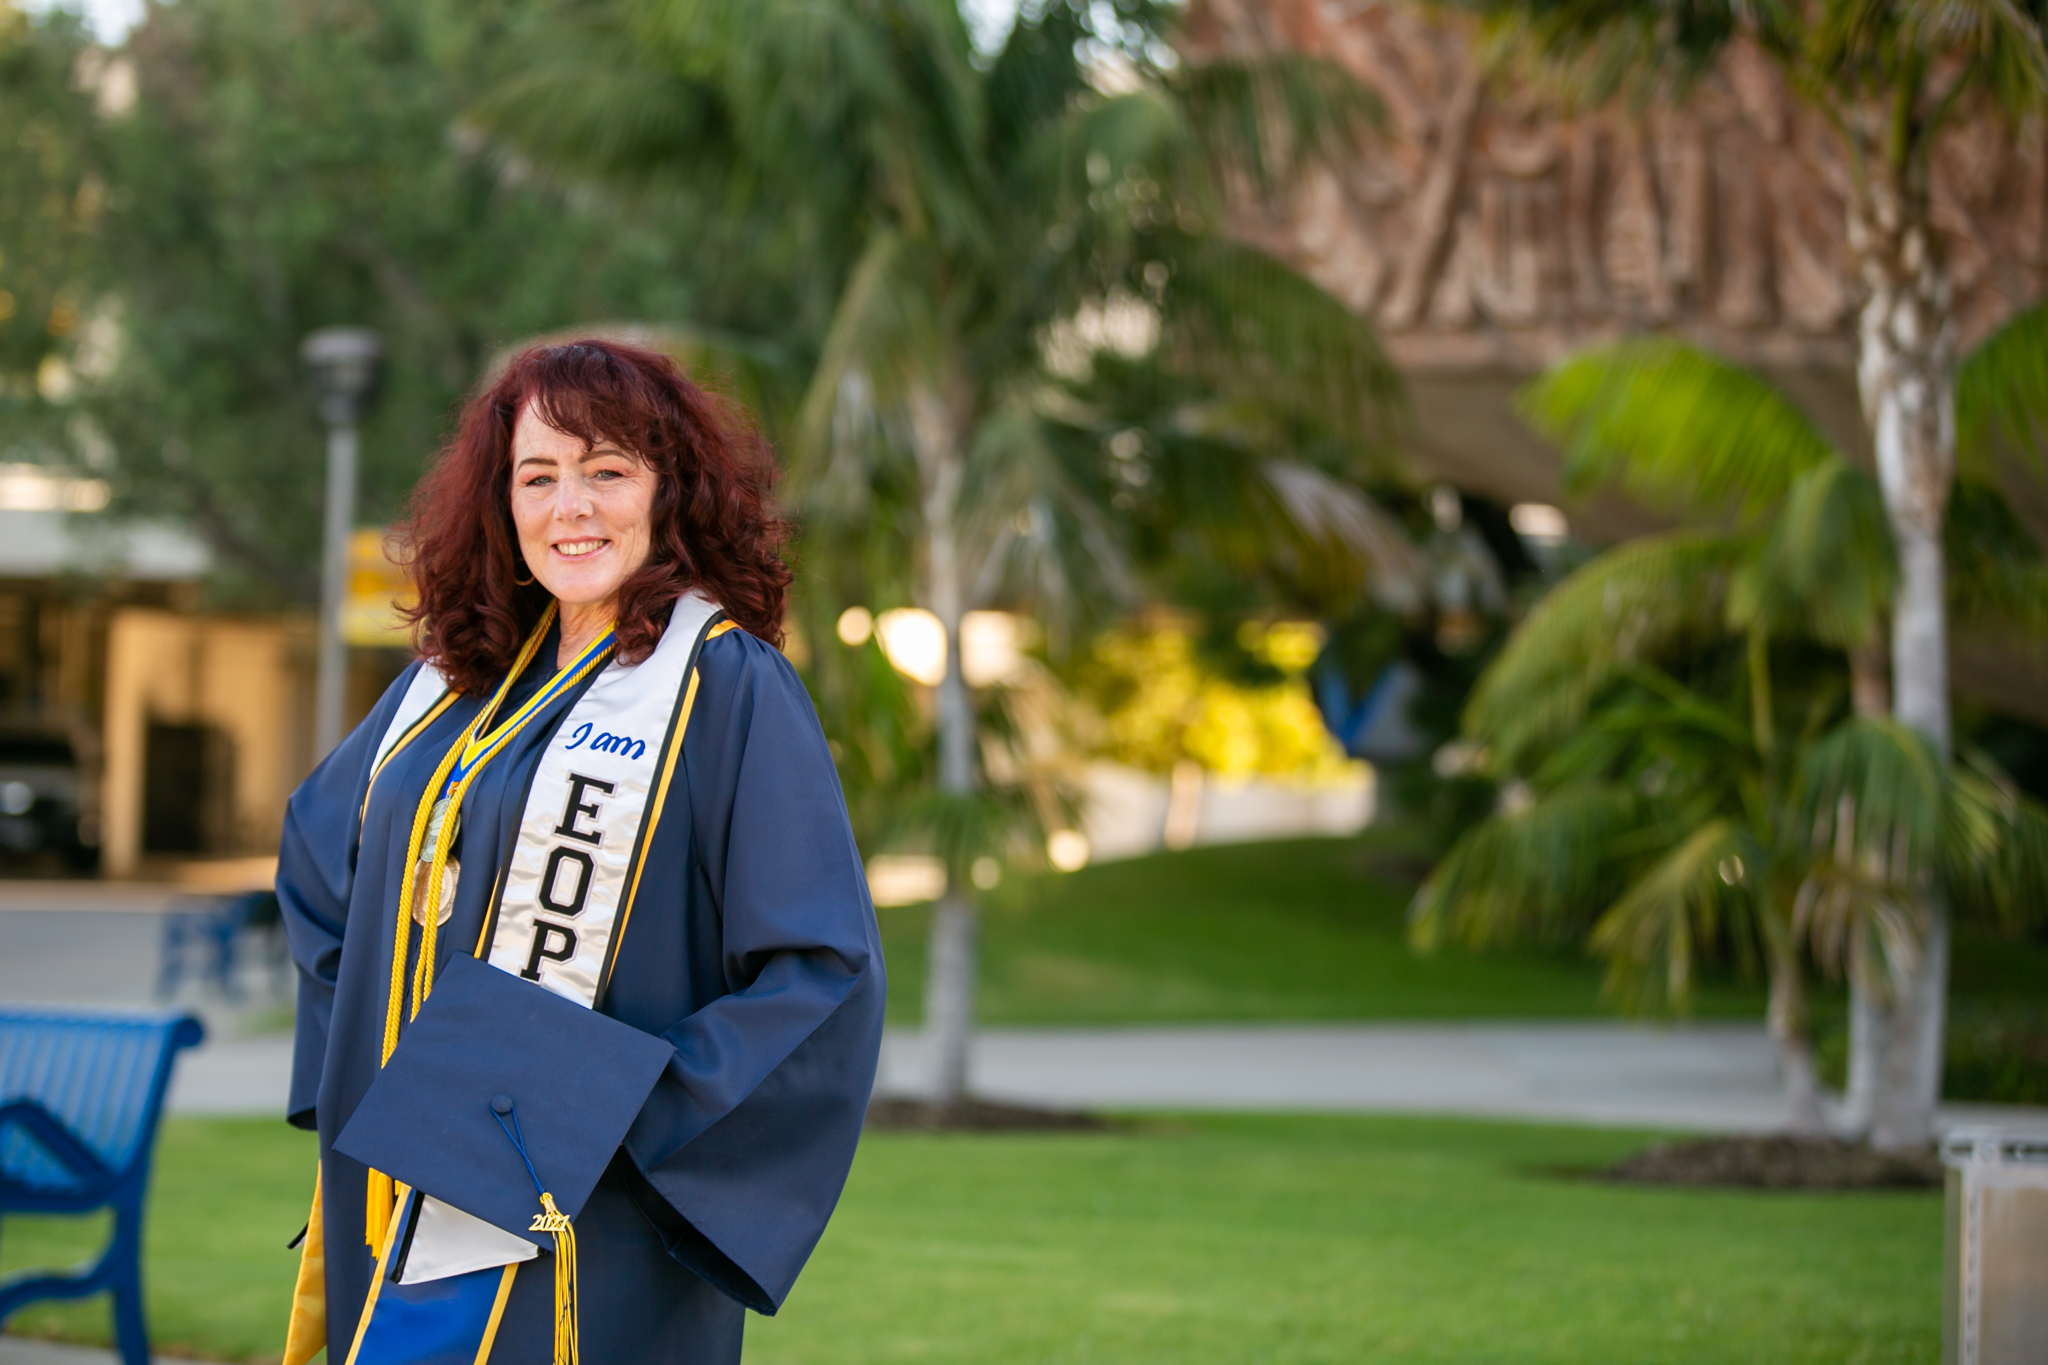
[301,326,382,760]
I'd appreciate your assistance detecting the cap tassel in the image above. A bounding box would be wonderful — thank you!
[492,1094,578,1365]
[533,1192,578,1365]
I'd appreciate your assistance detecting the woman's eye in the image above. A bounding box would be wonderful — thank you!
[592,468,623,482]
[525,475,554,488]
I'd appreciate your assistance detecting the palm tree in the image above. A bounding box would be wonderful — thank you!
[1411,526,2048,1130]
[1460,0,2048,1152]
[465,0,1408,1106]
[1463,333,2048,1135]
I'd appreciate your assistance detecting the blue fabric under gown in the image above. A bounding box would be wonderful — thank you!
[277,621,886,1364]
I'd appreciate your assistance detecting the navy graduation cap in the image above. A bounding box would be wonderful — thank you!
[336,953,674,1244]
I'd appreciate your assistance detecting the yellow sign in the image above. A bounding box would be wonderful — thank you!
[343,527,416,647]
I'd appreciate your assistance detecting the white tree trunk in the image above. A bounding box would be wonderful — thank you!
[1871,909,1948,1151]
[910,380,978,1107]
[1840,952,1889,1136]
[1767,938,1827,1135]
[1847,155,1957,1151]
[1837,641,1890,1134]
[923,891,977,1105]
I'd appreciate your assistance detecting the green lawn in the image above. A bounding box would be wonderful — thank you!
[0,1119,319,1361]
[3,1116,1939,1364]
[880,836,1767,1024]
[881,834,2048,1031]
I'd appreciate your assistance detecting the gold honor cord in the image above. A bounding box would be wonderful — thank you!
[364,605,619,1251]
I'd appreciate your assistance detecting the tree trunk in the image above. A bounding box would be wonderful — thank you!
[1847,638,1890,723]
[1766,934,1827,1135]
[1837,638,1891,1134]
[1846,144,1957,1151]
[923,891,977,1105]
[1871,908,1948,1151]
[911,379,978,1107]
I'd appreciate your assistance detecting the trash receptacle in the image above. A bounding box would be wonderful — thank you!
[1943,1129,2048,1365]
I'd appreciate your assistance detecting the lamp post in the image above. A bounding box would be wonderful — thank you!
[301,327,382,760]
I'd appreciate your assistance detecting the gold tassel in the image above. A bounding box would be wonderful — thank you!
[531,1192,578,1365]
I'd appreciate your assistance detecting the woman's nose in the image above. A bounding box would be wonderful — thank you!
[553,473,592,519]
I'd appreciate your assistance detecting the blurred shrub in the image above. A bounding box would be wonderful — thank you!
[1076,622,1359,782]
[1941,1006,2048,1105]
[1815,1002,2048,1105]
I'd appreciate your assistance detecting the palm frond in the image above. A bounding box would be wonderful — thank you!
[464,16,734,188]
[1171,51,1385,201]
[982,0,1095,173]
[1520,339,1837,519]
[1589,817,1754,1013]
[1958,299,2048,474]
[791,230,930,475]
[1729,456,1894,647]
[1792,854,1925,997]
[1410,783,1643,952]
[1796,716,1947,885]
[1013,84,1185,247]
[1896,0,2048,109]
[1261,460,1428,599]
[1465,532,1741,769]
[1467,0,1744,105]
[1946,475,2048,634]
[1157,234,1404,455]
[960,401,1136,642]
[1945,747,2048,933]
[1533,680,1756,790]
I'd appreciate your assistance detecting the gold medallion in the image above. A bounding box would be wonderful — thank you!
[411,796,459,927]
[410,857,459,927]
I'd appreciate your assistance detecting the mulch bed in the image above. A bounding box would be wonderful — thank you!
[865,1097,1114,1132]
[1601,1135,1942,1190]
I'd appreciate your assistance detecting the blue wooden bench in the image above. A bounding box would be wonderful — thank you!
[0,1009,204,1365]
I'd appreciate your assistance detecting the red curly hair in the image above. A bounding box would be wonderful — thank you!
[399,339,790,694]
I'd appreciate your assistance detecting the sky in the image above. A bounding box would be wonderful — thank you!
[960,0,1024,54]
[21,0,143,43]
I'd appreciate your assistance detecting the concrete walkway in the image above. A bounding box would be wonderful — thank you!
[0,1341,194,1365]
[3,899,2044,1138]
[140,1021,2048,1138]
[877,1023,2048,1136]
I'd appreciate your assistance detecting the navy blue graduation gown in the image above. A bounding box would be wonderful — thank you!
[278,623,885,1363]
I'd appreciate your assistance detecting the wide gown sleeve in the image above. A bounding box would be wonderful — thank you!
[619,630,886,1313]
[276,663,427,1131]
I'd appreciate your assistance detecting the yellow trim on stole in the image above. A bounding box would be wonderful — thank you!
[614,619,737,955]
[334,1177,520,1365]
[361,690,460,824]
[475,1263,520,1363]
[343,1182,409,1365]
[281,1166,326,1365]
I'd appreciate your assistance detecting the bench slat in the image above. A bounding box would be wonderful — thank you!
[0,1011,205,1192]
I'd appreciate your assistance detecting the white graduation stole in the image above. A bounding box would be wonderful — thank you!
[479,588,724,1007]
[364,589,726,1015]
[342,594,728,1365]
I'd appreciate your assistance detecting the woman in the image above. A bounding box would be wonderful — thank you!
[277,340,883,1365]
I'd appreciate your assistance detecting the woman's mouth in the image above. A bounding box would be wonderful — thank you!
[553,539,609,559]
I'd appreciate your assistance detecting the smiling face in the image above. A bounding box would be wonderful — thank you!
[508,397,658,616]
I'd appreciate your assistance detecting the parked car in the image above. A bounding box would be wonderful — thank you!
[0,730,95,871]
